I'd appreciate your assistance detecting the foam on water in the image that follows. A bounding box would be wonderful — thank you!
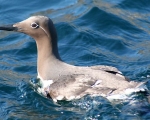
[0,0,150,119]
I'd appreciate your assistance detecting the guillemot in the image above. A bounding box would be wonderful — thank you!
[0,16,148,102]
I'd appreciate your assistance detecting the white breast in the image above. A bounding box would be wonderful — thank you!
[37,73,54,96]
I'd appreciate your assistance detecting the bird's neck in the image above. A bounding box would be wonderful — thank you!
[35,36,61,78]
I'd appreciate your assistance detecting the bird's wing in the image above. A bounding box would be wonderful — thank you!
[90,65,122,74]
[46,74,116,102]
[90,65,130,81]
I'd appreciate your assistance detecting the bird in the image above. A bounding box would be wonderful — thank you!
[0,16,148,102]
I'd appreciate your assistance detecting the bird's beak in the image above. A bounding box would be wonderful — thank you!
[0,24,18,31]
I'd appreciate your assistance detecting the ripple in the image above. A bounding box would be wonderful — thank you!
[0,0,150,119]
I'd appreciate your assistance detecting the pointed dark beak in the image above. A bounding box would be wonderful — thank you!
[0,24,18,31]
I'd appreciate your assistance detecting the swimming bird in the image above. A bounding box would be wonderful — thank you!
[0,16,148,102]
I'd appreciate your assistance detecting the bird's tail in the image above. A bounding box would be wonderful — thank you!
[124,80,149,96]
[135,80,149,92]
[107,80,150,101]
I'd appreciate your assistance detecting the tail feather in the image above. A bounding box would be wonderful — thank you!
[136,80,149,89]
[136,80,149,93]
[119,80,149,97]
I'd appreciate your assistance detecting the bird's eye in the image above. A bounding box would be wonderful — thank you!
[31,22,39,29]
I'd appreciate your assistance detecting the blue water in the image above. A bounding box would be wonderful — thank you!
[0,0,150,119]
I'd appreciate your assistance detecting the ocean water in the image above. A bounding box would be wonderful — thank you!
[0,0,150,120]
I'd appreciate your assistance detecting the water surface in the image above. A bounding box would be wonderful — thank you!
[0,0,150,119]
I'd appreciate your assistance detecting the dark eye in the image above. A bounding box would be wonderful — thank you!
[31,22,39,29]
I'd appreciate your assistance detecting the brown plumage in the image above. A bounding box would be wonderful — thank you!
[0,16,147,102]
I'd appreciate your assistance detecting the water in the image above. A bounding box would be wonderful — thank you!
[0,0,150,119]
